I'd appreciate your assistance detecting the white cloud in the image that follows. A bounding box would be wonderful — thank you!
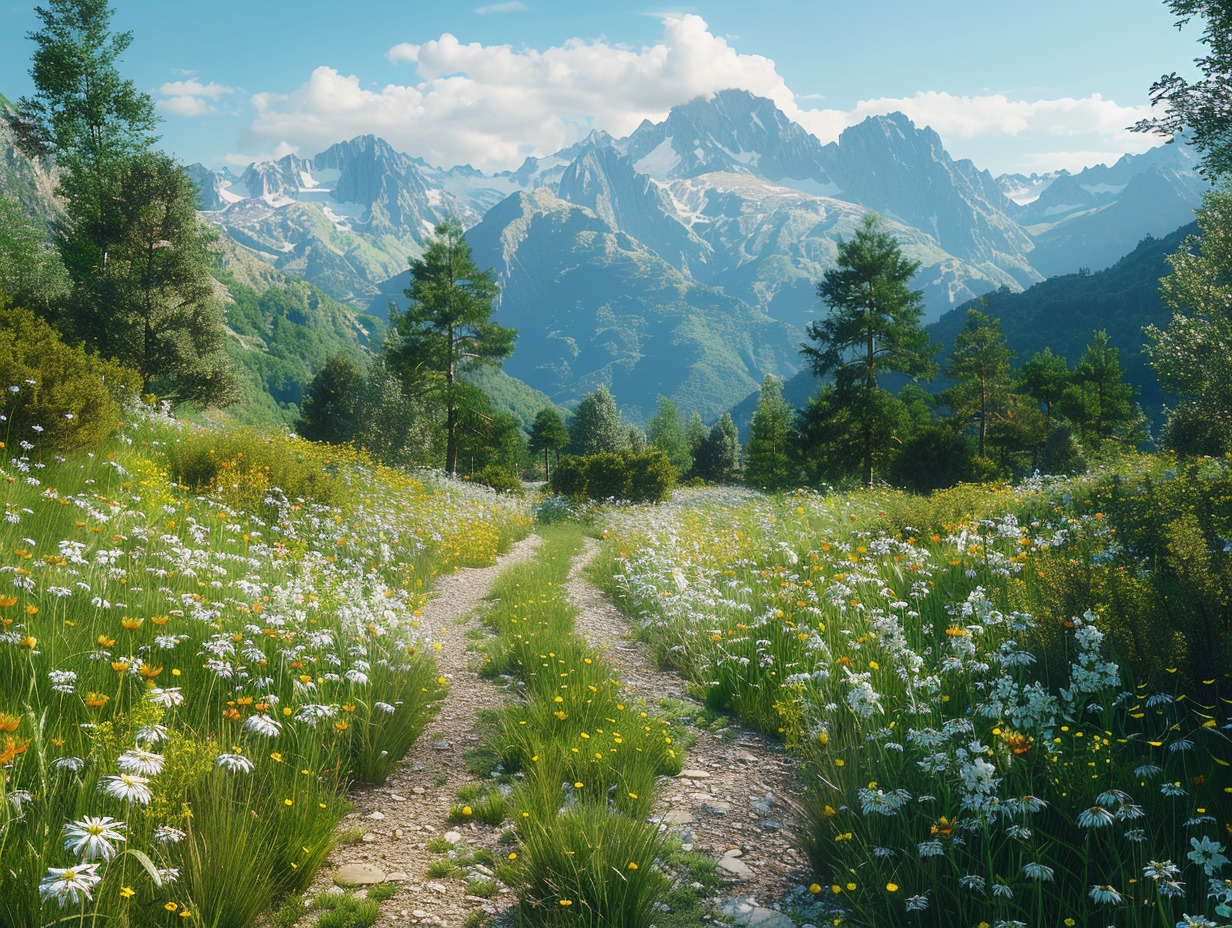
[235,14,1157,174]
[156,78,238,117]
[475,2,528,13]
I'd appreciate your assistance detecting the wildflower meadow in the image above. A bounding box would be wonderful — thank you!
[599,466,1232,928]
[0,400,530,927]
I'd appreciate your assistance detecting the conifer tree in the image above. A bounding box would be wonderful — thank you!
[1059,330,1143,451]
[645,397,691,477]
[801,215,937,486]
[942,309,1013,459]
[744,376,794,489]
[391,218,515,473]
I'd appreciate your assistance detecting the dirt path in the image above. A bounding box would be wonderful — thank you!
[565,538,814,915]
[311,533,541,927]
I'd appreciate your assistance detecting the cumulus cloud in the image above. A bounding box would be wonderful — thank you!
[156,78,238,117]
[235,14,1156,173]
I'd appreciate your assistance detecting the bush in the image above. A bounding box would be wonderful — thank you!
[549,450,674,503]
[889,423,974,492]
[0,305,140,451]
[472,464,523,496]
[1039,422,1088,474]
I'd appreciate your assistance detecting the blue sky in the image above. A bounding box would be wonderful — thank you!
[0,1,1206,175]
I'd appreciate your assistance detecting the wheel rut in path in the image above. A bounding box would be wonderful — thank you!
[565,537,812,910]
[311,532,541,928]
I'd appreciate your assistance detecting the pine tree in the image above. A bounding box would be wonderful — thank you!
[801,215,937,486]
[391,218,515,473]
[645,396,691,477]
[744,376,794,489]
[942,309,1013,459]
[1059,330,1143,451]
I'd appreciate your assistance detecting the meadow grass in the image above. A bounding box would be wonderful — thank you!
[0,405,531,927]
[599,474,1232,928]
[472,524,681,927]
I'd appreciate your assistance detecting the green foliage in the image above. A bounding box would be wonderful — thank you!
[888,422,975,492]
[1133,0,1232,176]
[645,396,692,477]
[1150,188,1232,455]
[796,384,909,487]
[9,0,158,169]
[549,450,675,503]
[744,376,795,489]
[0,194,67,311]
[0,303,140,451]
[315,896,379,928]
[528,406,569,480]
[942,308,1013,458]
[390,218,515,473]
[566,385,626,456]
[296,355,363,444]
[1057,329,1143,452]
[59,152,238,406]
[473,464,524,496]
[693,412,741,484]
[802,214,938,485]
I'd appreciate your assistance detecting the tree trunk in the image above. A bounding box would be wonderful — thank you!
[445,322,457,473]
[543,447,550,483]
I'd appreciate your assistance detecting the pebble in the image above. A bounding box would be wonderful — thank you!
[427,882,448,894]
[335,863,386,885]
[444,831,463,845]
[659,810,696,826]
[717,856,753,879]
[368,811,386,820]
[394,828,404,839]
[412,786,426,795]
[389,793,407,802]
[751,792,774,814]
[720,899,796,928]
[387,872,408,881]
[680,768,711,779]
[701,799,732,815]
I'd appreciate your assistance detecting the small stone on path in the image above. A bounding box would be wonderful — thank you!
[659,810,696,826]
[717,856,753,879]
[335,863,386,886]
[680,768,711,779]
[720,899,796,928]
[443,831,463,845]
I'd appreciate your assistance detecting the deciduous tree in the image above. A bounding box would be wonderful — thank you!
[566,385,626,456]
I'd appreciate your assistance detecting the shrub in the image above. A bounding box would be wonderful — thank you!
[472,464,523,496]
[0,304,140,451]
[889,423,974,492]
[549,450,674,503]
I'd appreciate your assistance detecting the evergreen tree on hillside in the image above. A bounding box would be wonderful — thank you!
[296,354,362,444]
[942,309,1013,459]
[645,397,691,477]
[62,152,236,403]
[685,412,706,474]
[390,218,515,474]
[566,385,626,456]
[1059,330,1144,451]
[801,215,938,486]
[695,413,741,484]
[528,407,569,481]
[744,376,794,489]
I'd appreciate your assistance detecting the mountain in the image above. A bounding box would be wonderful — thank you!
[817,114,1039,291]
[1013,144,1205,277]
[464,187,800,424]
[620,88,836,188]
[188,135,512,304]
